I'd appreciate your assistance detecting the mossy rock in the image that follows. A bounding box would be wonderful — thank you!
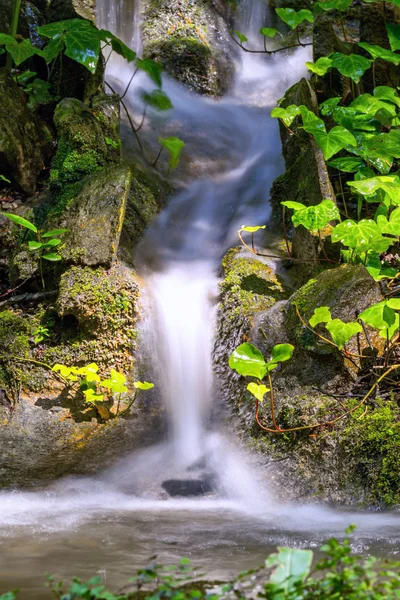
[56,262,138,336]
[140,0,234,96]
[0,69,52,194]
[54,164,131,268]
[48,0,94,22]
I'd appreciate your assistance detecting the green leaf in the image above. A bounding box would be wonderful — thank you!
[37,18,93,38]
[359,301,396,330]
[275,8,314,29]
[376,206,400,235]
[348,176,400,205]
[267,548,313,594]
[386,23,400,52]
[98,30,137,62]
[358,42,400,65]
[15,70,37,85]
[328,156,365,172]
[1,212,38,233]
[158,136,185,169]
[320,97,341,116]
[271,104,300,127]
[43,238,62,247]
[330,52,372,83]
[271,343,294,363]
[26,78,54,105]
[331,219,392,253]
[133,381,154,390]
[234,30,248,43]
[136,57,163,87]
[229,343,268,380]
[299,105,323,126]
[387,298,400,309]
[0,35,43,65]
[260,27,279,38]
[326,319,362,350]
[316,0,352,11]
[306,124,357,160]
[350,93,397,116]
[42,252,62,261]
[41,228,68,238]
[309,306,332,327]
[374,85,400,107]
[247,382,269,402]
[367,129,400,160]
[0,175,10,183]
[28,240,43,250]
[283,199,340,230]
[43,34,65,63]
[83,388,105,403]
[240,225,266,232]
[142,89,173,111]
[101,369,128,394]
[306,56,333,76]
[64,27,100,73]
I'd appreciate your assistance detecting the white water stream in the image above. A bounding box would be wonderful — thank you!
[1,1,400,597]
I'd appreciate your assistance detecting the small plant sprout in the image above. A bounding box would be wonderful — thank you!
[33,325,50,344]
[1,212,67,289]
[51,362,154,419]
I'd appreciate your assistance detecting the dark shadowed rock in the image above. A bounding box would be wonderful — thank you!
[162,477,215,497]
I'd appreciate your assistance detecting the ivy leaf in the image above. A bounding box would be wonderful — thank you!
[359,300,396,330]
[43,34,65,63]
[136,57,163,87]
[328,157,365,172]
[326,319,362,350]
[350,93,397,116]
[37,18,93,38]
[275,8,314,29]
[229,343,268,380]
[270,343,294,363]
[234,30,248,43]
[133,381,154,390]
[26,78,54,105]
[98,30,136,62]
[306,57,333,76]
[331,219,392,253]
[0,35,43,65]
[282,199,340,230]
[101,369,128,394]
[159,136,185,169]
[309,306,332,327]
[376,207,400,235]
[271,104,300,127]
[64,27,100,73]
[247,383,269,402]
[348,176,400,206]
[83,388,105,403]
[358,42,400,66]
[367,129,400,159]
[306,124,357,160]
[260,27,279,38]
[386,23,400,52]
[15,70,37,85]
[299,105,323,126]
[1,212,38,233]
[240,225,266,232]
[330,52,372,83]
[316,0,352,11]
[320,97,341,116]
[142,89,173,111]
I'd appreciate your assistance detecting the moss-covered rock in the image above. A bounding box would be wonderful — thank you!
[141,0,234,96]
[54,164,131,268]
[0,68,52,194]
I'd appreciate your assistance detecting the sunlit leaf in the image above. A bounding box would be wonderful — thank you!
[1,212,38,233]
[275,8,314,29]
[229,343,268,380]
[326,319,362,350]
[158,136,185,169]
[247,382,269,402]
[309,306,332,327]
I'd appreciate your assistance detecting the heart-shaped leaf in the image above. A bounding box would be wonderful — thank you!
[134,381,154,390]
[326,319,362,350]
[260,27,279,38]
[282,199,340,230]
[271,104,300,127]
[309,306,332,327]
[306,57,333,76]
[136,57,163,87]
[247,382,269,402]
[158,136,185,169]
[328,157,365,172]
[358,42,400,65]
[330,52,372,83]
[275,8,314,29]
[306,124,357,160]
[229,343,267,380]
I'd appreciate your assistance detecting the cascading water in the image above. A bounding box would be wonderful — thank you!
[2,1,400,596]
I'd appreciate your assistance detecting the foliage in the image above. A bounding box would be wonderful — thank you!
[52,362,153,418]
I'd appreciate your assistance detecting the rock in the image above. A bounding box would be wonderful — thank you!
[56,262,138,335]
[162,477,215,497]
[140,0,235,96]
[55,164,131,268]
[285,264,384,383]
[48,0,95,22]
[0,68,52,195]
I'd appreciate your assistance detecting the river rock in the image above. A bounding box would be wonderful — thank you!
[140,0,235,96]
[0,69,52,195]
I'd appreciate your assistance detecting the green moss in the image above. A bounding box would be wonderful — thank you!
[220,249,285,320]
[50,138,103,191]
[0,310,33,390]
[341,399,400,506]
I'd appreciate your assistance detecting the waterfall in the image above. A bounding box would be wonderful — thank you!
[96,0,311,500]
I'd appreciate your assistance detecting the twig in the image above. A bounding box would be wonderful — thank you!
[0,290,57,308]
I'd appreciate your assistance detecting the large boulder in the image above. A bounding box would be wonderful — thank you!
[140,0,235,96]
[0,69,52,195]
[56,164,131,268]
